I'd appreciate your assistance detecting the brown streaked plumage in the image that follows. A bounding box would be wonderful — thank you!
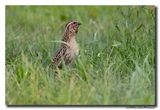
[52,21,81,67]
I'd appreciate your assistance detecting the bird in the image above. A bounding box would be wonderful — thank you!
[52,21,81,68]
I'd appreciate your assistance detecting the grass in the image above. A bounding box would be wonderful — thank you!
[6,6,156,105]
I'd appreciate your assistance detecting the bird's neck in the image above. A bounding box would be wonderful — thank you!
[62,30,76,42]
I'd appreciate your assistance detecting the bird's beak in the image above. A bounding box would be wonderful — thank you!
[78,22,81,25]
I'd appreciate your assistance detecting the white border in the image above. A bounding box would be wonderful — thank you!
[0,2,5,109]
[2,0,160,5]
[0,0,159,110]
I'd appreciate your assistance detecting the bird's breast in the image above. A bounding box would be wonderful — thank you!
[69,38,79,56]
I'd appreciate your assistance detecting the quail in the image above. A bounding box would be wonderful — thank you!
[52,21,81,68]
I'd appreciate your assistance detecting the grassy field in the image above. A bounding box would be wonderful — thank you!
[6,6,156,105]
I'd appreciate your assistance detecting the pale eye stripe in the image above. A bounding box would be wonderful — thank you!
[64,21,77,33]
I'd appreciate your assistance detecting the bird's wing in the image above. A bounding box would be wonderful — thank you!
[52,46,68,66]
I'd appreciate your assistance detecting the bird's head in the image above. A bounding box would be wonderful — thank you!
[65,21,81,34]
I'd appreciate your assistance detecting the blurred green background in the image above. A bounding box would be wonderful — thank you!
[6,6,155,105]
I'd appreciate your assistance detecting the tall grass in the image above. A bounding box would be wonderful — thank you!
[6,6,155,105]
